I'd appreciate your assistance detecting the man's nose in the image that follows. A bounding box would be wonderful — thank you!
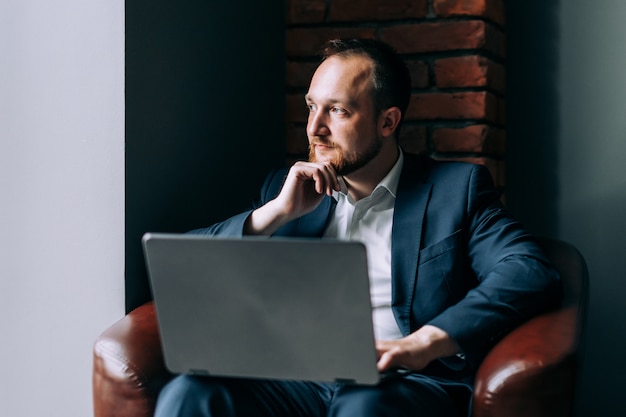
[307,111,330,137]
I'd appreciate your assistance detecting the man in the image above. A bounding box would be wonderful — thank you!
[155,38,561,417]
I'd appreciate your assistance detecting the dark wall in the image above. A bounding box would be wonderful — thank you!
[125,1,286,312]
[506,1,626,416]
[505,0,561,237]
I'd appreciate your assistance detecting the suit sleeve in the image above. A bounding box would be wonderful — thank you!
[427,164,562,369]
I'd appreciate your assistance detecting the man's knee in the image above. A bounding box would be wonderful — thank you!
[327,386,381,416]
[155,375,234,417]
[328,379,460,417]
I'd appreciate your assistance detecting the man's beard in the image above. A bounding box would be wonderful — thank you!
[308,136,383,176]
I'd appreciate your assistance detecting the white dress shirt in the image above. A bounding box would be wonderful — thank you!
[323,151,404,340]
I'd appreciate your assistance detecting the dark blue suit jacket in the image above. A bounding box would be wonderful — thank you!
[191,153,561,383]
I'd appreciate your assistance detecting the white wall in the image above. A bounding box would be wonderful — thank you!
[0,1,125,416]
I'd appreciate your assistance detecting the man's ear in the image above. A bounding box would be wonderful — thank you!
[379,107,402,138]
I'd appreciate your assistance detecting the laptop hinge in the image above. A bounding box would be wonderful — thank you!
[334,378,357,384]
[188,369,211,376]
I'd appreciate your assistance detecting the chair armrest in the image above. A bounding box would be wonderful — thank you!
[472,307,579,417]
[93,301,173,417]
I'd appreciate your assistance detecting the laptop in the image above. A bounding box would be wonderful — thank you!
[142,232,391,385]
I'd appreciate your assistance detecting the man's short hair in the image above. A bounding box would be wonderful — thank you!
[320,38,411,120]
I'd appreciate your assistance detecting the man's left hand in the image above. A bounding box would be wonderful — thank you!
[375,325,461,372]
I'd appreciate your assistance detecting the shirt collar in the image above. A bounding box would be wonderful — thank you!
[334,148,404,200]
[378,148,403,198]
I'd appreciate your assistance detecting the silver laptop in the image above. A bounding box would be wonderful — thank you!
[142,232,387,385]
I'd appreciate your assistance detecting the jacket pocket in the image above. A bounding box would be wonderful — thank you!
[413,229,469,323]
[418,229,463,265]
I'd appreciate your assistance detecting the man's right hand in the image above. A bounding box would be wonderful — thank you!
[244,161,340,236]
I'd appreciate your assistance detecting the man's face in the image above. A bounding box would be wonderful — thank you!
[305,55,383,176]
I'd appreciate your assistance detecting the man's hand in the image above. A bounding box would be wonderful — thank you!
[376,325,461,373]
[274,161,340,218]
[245,161,340,236]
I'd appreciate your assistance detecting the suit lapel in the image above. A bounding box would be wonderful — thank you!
[391,155,432,335]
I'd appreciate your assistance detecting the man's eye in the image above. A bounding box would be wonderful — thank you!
[306,103,317,112]
[330,107,346,115]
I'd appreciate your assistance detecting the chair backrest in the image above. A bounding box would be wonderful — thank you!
[535,236,589,349]
[472,237,590,417]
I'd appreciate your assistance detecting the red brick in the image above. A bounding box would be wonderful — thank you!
[283,0,508,190]
[286,28,377,57]
[381,20,504,58]
[434,0,505,26]
[405,60,430,89]
[398,125,428,155]
[329,0,428,22]
[286,61,319,88]
[432,124,505,155]
[286,0,327,24]
[435,56,505,93]
[406,92,498,122]
[435,56,487,88]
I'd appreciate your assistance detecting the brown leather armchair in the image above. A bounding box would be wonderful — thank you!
[93,237,588,417]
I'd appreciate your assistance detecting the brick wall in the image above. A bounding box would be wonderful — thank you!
[285,0,506,191]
